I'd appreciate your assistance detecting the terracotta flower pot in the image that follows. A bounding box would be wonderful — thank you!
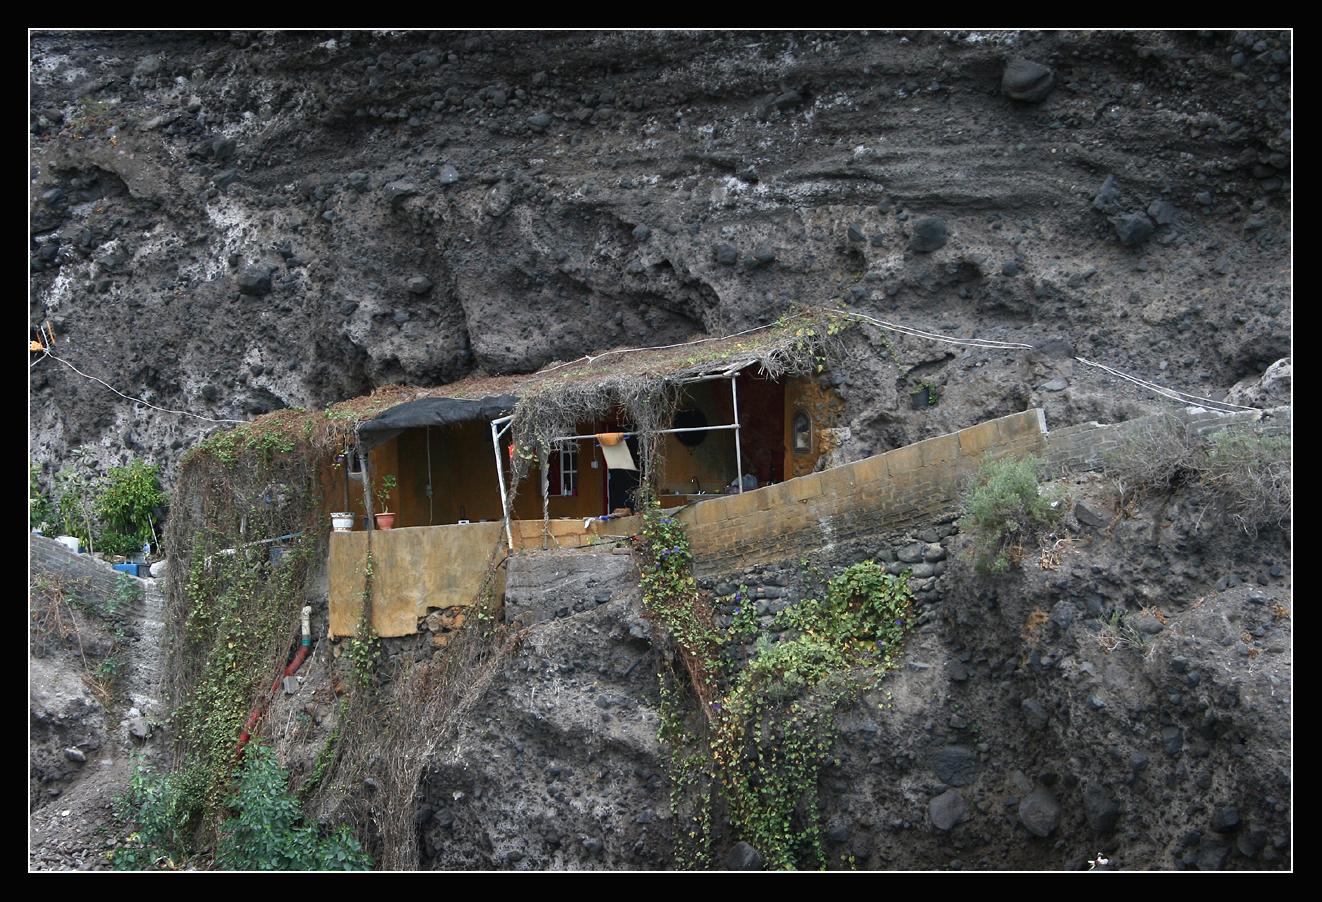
[374,512,396,530]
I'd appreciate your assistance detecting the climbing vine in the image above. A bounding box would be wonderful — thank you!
[157,408,333,852]
[639,508,914,870]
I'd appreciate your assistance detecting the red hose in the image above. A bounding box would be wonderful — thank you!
[236,640,311,756]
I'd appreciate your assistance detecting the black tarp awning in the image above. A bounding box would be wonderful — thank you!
[356,395,519,450]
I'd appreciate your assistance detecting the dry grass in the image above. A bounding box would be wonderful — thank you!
[1106,418,1291,536]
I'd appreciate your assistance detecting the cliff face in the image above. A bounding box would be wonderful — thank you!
[30,30,1290,483]
[29,30,1291,871]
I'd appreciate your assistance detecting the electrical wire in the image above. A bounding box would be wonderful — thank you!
[1073,356,1262,413]
[844,311,1036,350]
[33,350,245,425]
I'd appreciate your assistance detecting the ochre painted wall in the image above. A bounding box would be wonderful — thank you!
[785,377,843,480]
[329,522,506,637]
[678,409,1048,577]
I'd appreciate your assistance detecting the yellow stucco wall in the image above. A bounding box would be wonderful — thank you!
[785,377,843,479]
[329,522,505,637]
[678,409,1048,576]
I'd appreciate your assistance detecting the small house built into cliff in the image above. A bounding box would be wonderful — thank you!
[326,319,845,637]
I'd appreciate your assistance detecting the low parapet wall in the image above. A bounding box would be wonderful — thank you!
[675,409,1049,578]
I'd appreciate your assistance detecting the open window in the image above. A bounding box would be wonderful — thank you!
[548,441,580,497]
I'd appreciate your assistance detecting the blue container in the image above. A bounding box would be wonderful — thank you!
[112,563,137,575]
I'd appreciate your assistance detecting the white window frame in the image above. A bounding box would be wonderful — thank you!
[558,441,579,496]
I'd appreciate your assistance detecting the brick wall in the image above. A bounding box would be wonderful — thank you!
[1040,405,1291,473]
[30,534,150,604]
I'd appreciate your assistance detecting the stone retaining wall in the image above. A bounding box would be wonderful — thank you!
[675,409,1048,578]
[676,405,1290,580]
[1041,405,1291,473]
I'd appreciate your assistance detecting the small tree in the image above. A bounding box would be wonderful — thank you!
[97,459,168,555]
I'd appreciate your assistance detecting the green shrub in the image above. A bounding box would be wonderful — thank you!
[217,744,372,871]
[96,458,168,552]
[112,760,202,870]
[962,454,1064,575]
[1202,428,1291,534]
[53,449,99,548]
[115,744,371,871]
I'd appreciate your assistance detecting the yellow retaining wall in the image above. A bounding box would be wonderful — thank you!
[674,409,1047,577]
[329,522,505,637]
[329,409,1047,633]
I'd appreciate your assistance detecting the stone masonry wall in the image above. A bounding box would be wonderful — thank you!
[1040,405,1291,474]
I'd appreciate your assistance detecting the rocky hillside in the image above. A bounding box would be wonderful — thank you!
[29,30,1290,872]
[30,30,1290,482]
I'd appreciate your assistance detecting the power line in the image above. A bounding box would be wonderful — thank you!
[1073,356,1261,413]
[33,350,245,425]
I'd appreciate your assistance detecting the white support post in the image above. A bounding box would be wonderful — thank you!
[490,416,514,550]
[539,446,550,550]
[731,375,743,491]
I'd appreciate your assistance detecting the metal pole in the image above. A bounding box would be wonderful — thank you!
[731,375,743,491]
[490,416,514,550]
[361,442,376,530]
[549,423,740,443]
[539,446,550,550]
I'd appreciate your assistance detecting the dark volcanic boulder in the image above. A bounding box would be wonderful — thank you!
[1003,59,1054,102]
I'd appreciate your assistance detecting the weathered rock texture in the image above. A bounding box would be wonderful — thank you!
[30,30,1291,487]
[29,30,1291,872]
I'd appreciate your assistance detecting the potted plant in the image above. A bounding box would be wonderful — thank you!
[374,475,398,530]
[331,511,356,532]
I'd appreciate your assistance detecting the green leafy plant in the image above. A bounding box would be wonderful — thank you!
[112,759,202,870]
[217,743,372,871]
[709,561,915,869]
[53,448,99,550]
[637,508,720,704]
[97,458,168,554]
[29,462,55,531]
[651,544,916,870]
[111,571,143,615]
[374,474,397,513]
[962,454,1064,575]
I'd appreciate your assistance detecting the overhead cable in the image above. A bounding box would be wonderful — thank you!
[34,351,245,425]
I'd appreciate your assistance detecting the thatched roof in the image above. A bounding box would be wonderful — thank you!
[339,310,841,440]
